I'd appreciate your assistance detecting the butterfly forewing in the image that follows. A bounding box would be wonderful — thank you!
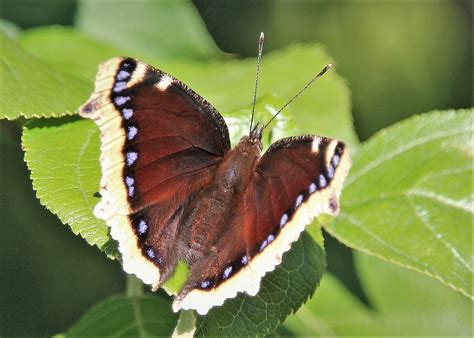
[80,57,231,288]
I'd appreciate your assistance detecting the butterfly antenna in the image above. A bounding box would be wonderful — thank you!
[249,32,265,136]
[262,63,334,131]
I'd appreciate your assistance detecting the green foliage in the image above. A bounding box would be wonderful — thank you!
[19,27,130,82]
[264,1,471,139]
[0,32,90,120]
[59,293,179,336]
[22,117,118,256]
[1,1,472,336]
[284,252,472,336]
[195,232,325,336]
[76,0,220,60]
[62,232,325,337]
[327,109,473,298]
[0,127,125,336]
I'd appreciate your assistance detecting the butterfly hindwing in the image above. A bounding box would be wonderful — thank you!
[173,136,350,314]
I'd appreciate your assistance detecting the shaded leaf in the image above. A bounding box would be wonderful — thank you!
[326,109,473,298]
[284,252,472,336]
[76,0,220,60]
[283,274,371,337]
[0,32,90,120]
[173,310,197,337]
[59,293,178,337]
[0,124,125,336]
[195,232,325,337]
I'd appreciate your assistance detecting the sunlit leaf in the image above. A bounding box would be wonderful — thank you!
[22,117,117,256]
[159,44,357,146]
[76,0,220,60]
[20,27,129,83]
[0,32,90,120]
[327,109,473,298]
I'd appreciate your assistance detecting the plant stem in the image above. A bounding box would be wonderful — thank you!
[126,274,144,297]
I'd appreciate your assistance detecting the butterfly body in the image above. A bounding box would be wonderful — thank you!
[80,57,351,314]
[182,136,263,276]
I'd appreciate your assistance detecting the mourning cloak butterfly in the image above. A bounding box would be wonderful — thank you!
[79,36,351,315]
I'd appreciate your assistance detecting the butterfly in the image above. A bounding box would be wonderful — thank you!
[79,36,351,315]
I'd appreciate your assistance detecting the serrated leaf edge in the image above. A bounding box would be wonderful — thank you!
[21,124,114,257]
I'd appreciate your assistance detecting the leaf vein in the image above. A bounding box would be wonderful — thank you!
[406,196,472,274]
[408,188,473,213]
[345,129,471,189]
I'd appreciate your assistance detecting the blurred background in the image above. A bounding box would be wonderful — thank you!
[0,0,471,335]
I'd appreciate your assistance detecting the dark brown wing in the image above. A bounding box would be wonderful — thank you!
[80,57,230,288]
[173,135,351,314]
[244,136,351,253]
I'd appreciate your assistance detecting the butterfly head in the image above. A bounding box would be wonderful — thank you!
[237,123,263,156]
[249,122,263,143]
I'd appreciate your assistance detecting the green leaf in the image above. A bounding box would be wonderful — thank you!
[19,26,130,83]
[162,260,189,296]
[326,109,473,298]
[225,95,300,149]
[284,252,472,336]
[76,0,220,60]
[356,253,472,334]
[195,232,325,337]
[173,310,197,337]
[59,293,179,337]
[22,117,117,257]
[0,32,91,120]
